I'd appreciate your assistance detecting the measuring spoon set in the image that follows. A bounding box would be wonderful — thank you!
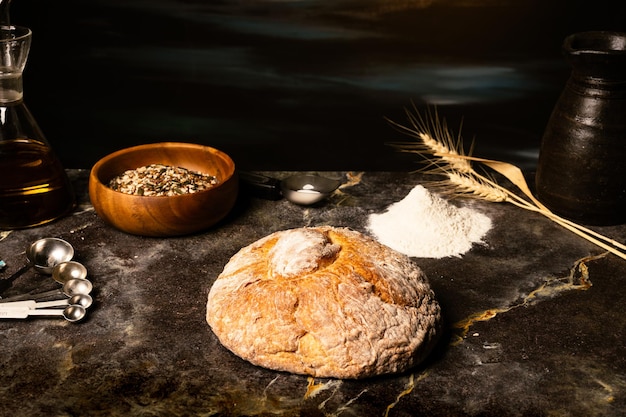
[0,238,94,323]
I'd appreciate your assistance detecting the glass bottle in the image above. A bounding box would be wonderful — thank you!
[0,24,74,229]
[535,31,626,225]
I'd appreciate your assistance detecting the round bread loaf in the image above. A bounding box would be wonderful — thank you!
[206,226,442,379]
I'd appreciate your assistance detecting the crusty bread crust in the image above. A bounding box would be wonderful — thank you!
[207,226,442,379]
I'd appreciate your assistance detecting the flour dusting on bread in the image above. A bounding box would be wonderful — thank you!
[269,228,341,277]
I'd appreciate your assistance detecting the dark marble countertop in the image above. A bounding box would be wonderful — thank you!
[1,170,625,417]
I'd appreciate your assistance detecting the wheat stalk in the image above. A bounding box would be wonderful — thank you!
[390,106,626,261]
[388,107,473,174]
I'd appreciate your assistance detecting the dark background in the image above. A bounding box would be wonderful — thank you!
[10,0,626,171]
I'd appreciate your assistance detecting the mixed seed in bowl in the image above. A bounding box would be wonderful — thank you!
[108,164,219,196]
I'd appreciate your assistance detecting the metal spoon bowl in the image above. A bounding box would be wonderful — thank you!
[27,238,74,274]
[280,174,341,205]
[59,278,93,298]
[67,293,93,308]
[62,305,87,322]
[52,261,87,284]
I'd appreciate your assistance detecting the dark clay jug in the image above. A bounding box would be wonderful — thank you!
[535,31,626,225]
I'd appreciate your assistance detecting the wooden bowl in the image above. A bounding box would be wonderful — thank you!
[89,142,238,237]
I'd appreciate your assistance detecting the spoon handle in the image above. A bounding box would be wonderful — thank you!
[0,298,69,310]
[0,308,30,319]
[21,309,66,316]
[239,172,283,200]
[0,300,37,310]
[29,299,70,308]
[0,307,66,319]
[0,288,62,302]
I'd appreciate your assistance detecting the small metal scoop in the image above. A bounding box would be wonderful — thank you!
[27,238,75,274]
[0,238,75,296]
[280,175,341,205]
[52,261,87,284]
[31,278,93,301]
[239,172,341,205]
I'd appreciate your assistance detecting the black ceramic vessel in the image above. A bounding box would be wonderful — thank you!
[535,31,626,225]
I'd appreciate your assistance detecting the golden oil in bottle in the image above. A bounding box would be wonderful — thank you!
[0,138,74,228]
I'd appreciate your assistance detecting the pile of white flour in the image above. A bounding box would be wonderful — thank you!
[367,185,492,258]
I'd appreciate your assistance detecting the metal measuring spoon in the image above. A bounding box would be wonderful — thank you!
[239,172,341,205]
[0,294,93,310]
[0,238,75,296]
[26,238,75,274]
[0,305,87,322]
[30,278,93,301]
[56,293,93,309]
[52,261,87,284]
[0,278,93,303]
[280,174,341,205]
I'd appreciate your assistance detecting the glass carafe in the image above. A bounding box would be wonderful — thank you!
[0,25,74,229]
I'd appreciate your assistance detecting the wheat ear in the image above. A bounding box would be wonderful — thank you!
[391,107,626,261]
[387,106,473,174]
